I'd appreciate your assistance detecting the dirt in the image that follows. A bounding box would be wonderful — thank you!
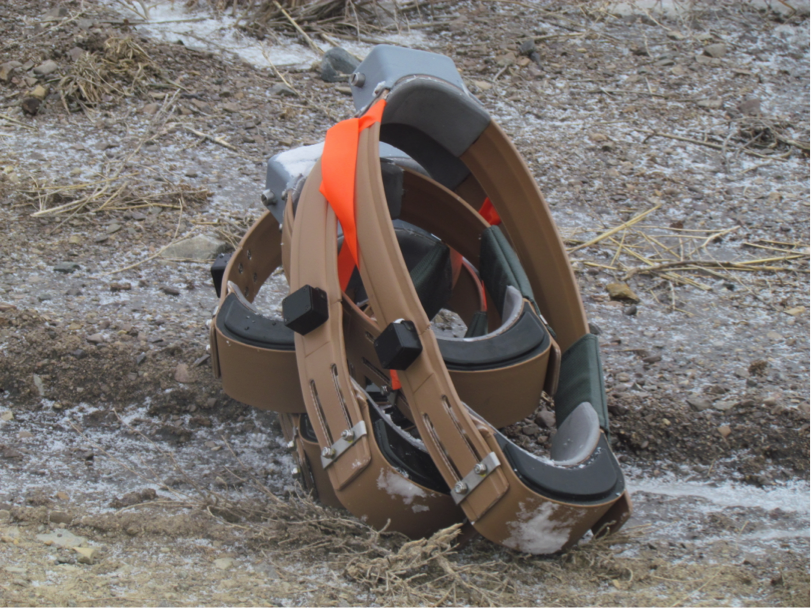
[0,0,809,606]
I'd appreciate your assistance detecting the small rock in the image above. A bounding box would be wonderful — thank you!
[0,62,18,83]
[521,423,541,437]
[67,47,86,61]
[688,396,713,412]
[109,488,156,509]
[174,363,192,384]
[717,424,731,438]
[616,373,631,383]
[1,411,13,421]
[270,83,297,97]
[606,282,640,302]
[642,354,662,364]
[221,102,241,113]
[73,546,99,565]
[33,374,45,396]
[214,557,234,570]
[37,293,54,302]
[109,282,131,292]
[86,333,105,344]
[56,491,69,501]
[54,262,80,273]
[320,47,360,83]
[623,304,638,316]
[22,97,41,116]
[472,80,493,91]
[159,234,228,261]
[68,235,82,245]
[161,286,180,296]
[738,98,761,115]
[667,30,686,40]
[30,84,48,100]
[71,349,86,359]
[536,410,556,429]
[136,353,147,365]
[588,321,602,335]
[766,331,783,341]
[713,399,737,412]
[703,43,727,58]
[18,430,33,439]
[49,511,72,524]
[106,223,122,234]
[33,60,59,76]
[784,306,805,317]
[142,103,160,115]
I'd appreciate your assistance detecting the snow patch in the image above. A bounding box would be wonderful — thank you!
[376,469,426,505]
[503,501,573,554]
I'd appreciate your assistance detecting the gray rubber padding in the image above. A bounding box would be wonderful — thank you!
[555,334,609,431]
[550,402,601,466]
[382,78,491,158]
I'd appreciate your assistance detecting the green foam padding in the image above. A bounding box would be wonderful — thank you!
[480,225,536,317]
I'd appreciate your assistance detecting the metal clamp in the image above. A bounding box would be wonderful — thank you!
[450,452,501,504]
[320,421,367,469]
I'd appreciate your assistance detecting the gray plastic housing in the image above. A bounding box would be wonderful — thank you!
[350,45,470,114]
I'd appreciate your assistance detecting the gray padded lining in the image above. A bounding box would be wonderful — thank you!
[479,226,537,319]
[550,402,601,467]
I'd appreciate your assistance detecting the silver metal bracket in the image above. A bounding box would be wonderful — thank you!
[450,452,501,504]
[320,421,367,469]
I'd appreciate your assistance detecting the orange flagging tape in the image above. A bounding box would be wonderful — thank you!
[319,100,387,290]
[478,197,502,226]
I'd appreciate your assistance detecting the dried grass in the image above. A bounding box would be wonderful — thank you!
[59,35,163,109]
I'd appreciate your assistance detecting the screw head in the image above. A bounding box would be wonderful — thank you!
[322,446,336,459]
[341,428,355,442]
[453,481,468,495]
[474,462,487,476]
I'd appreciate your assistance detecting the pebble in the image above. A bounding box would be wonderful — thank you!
[67,47,86,61]
[86,333,105,344]
[106,223,122,234]
[687,396,713,411]
[214,557,234,570]
[606,282,640,302]
[718,424,732,438]
[643,354,662,364]
[174,363,192,384]
[766,331,783,341]
[713,399,737,412]
[270,83,297,97]
[521,423,541,437]
[623,304,638,316]
[55,262,81,274]
[703,43,727,58]
[73,546,100,564]
[320,47,360,83]
[33,374,45,396]
[33,60,59,76]
[30,84,48,100]
[18,430,33,439]
[37,293,53,302]
[159,234,228,261]
[49,511,72,524]
[161,286,180,296]
[697,98,723,109]
[535,410,556,429]
[616,373,631,383]
[1,411,13,421]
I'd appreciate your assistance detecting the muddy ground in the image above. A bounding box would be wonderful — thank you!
[0,0,809,605]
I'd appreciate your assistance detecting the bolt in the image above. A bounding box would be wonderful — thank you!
[474,462,487,476]
[260,189,275,205]
[341,428,354,442]
[350,72,365,87]
[322,446,336,459]
[454,481,468,495]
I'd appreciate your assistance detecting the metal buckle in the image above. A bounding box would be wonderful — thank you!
[320,421,367,469]
[450,452,501,504]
